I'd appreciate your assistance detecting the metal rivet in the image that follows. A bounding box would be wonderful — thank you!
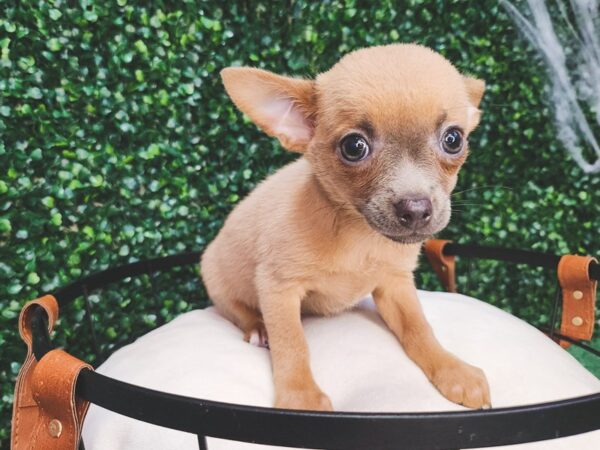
[573,290,584,300]
[572,316,584,327]
[48,419,62,438]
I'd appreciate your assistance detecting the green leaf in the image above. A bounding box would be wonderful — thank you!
[27,87,43,99]
[50,212,62,226]
[27,272,40,285]
[82,225,95,238]
[84,11,99,22]
[41,196,55,207]
[4,21,16,33]
[49,9,62,20]
[134,39,148,55]
[90,175,104,187]
[200,17,215,29]
[7,282,21,295]
[47,38,62,51]
[0,218,11,233]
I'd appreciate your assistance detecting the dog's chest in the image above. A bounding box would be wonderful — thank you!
[299,236,417,316]
[302,274,375,315]
[301,265,379,316]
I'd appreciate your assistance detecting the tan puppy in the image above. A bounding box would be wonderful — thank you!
[201,44,490,411]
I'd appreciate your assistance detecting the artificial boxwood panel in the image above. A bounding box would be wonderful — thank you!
[1,0,598,444]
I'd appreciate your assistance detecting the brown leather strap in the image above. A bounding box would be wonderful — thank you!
[423,239,457,293]
[11,296,93,450]
[557,255,598,347]
[12,295,59,450]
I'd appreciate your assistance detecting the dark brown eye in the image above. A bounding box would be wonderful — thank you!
[441,128,464,154]
[340,134,370,163]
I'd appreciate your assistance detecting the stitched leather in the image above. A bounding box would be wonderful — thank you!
[11,296,92,450]
[557,255,597,347]
[423,239,457,293]
[12,295,58,450]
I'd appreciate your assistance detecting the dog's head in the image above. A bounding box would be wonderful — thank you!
[221,44,484,243]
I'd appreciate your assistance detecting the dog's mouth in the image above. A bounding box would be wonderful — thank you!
[358,210,433,244]
[381,232,432,244]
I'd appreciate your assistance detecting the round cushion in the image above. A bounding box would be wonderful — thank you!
[83,291,600,449]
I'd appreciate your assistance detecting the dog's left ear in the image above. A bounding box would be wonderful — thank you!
[463,76,485,129]
[221,67,316,153]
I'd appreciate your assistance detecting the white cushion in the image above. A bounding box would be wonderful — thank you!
[83,291,600,450]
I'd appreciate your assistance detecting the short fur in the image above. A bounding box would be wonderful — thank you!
[201,44,490,411]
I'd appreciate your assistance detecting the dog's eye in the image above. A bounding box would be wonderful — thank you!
[340,134,370,163]
[441,128,464,154]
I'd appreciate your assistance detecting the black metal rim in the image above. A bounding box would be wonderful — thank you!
[28,242,600,450]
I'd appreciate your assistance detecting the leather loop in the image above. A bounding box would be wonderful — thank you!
[557,255,597,347]
[423,240,457,293]
[11,296,93,450]
[18,295,59,349]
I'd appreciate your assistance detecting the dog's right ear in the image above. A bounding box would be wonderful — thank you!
[221,67,316,153]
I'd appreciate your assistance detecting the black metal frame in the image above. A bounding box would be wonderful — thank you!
[28,243,600,450]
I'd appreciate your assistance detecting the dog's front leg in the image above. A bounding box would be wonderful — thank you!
[259,281,333,411]
[373,275,491,409]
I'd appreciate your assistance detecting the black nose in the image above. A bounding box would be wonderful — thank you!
[394,198,433,229]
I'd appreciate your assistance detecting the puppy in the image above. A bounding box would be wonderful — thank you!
[201,44,490,411]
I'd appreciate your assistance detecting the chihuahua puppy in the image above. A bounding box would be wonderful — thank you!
[201,44,490,411]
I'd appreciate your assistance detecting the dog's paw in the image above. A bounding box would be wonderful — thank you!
[431,358,491,409]
[275,387,333,411]
[243,326,269,348]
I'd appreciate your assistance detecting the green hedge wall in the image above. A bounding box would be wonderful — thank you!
[1,0,598,444]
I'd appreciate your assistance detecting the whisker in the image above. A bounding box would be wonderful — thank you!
[444,103,515,112]
[452,185,513,197]
[451,201,486,204]
[450,202,487,207]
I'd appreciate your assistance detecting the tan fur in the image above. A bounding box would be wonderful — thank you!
[201,44,491,411]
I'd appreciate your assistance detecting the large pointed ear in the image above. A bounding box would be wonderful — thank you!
[463,76,485,107]
[220,67,316,152]
[463,76,485,130]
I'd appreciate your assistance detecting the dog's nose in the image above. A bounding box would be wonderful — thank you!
[394,198,432,229]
